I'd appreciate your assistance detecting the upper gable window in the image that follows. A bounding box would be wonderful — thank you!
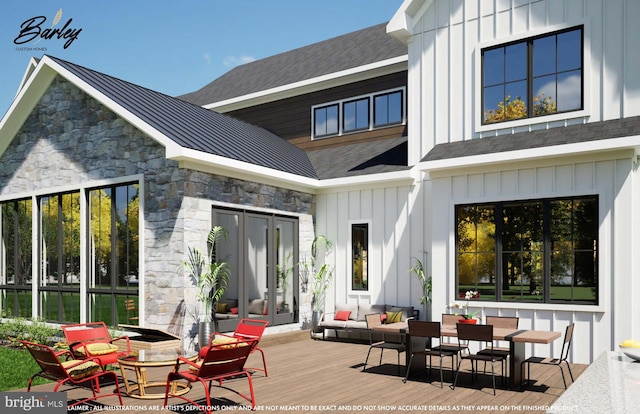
[482,26,583,125]
[312,88,405,139]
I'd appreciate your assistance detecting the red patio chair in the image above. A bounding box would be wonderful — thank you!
[20,340,123,409]
[231,318,269,377]
[62,321,131,368]
[164,336,258,412]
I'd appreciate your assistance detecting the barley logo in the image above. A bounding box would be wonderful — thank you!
[14,8,82,49]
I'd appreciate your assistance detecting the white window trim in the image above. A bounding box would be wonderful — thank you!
[348,219,372,294]
[474,20,591,134]
[311,87,406,140]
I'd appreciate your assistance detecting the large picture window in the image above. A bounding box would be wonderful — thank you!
[482,26,583,124]
[456,196,597,304]
[0,182,139,325]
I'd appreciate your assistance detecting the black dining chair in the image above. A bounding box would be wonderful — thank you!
[362,313,406,374]
[402,320,457,387]
[451,323,507,395]
[477,315,519,374]
[521,323,575,389]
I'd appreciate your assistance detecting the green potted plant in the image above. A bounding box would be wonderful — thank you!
[409,256,432,321]
[304,235,333,334]
[183,226,230,348]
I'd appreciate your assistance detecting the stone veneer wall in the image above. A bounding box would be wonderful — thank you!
[0,75,316,339]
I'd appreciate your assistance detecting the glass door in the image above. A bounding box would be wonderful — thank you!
[245,214,271,322]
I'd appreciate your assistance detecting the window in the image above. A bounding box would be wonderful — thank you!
[0,182,140,325]
[343,98,369,132]
[314,104,339,137]
[374,90,403,127]
[312,88,405,139]
[456,196,597,305]
[482,26,583,124]
[351,223,368,291]
[0,199,33,318]
[88,183,140,326]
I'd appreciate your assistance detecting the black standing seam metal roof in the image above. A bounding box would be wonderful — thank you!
[179,22,408,106]
[47,55,319,179]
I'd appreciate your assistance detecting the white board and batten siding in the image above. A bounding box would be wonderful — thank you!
[408,0,640,167]
[316,182,429,319]
[403,0,640,364]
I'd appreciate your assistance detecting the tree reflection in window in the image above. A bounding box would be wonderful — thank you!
[482,26,582,124]
[352,223,368,291]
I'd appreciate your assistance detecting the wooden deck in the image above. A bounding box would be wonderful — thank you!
[21,331,587,413]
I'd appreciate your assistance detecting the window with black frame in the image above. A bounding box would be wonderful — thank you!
[456,196,598,304]
[482,26,583,124]
[351,223,368,291]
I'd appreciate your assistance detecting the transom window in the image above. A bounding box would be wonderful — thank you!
[456,196,598,305]
[313,88,405,139]
[482,26,583,124]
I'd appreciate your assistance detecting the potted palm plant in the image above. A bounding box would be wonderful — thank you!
[409,255,432,321]
[304,235,333,334]
[183,226,230,348]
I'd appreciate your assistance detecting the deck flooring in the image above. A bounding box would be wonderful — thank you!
[20,331,587,414]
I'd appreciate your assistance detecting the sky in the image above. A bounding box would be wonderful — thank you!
[0,0,405,117]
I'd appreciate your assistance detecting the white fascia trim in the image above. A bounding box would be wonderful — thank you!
[315,169,415,193]
[40,56,183,155]
[16,57,40,98]
[168,147,319,193]
[418,135,640,174]
[203,56,408,113]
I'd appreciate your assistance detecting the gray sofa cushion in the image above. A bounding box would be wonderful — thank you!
[357,303,386,321]
[248,299,266,315]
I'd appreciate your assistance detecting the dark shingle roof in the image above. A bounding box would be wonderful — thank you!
[179,23,407,106]
[306,137,409,179]
[423,116,640,162]
[48,56,318,179]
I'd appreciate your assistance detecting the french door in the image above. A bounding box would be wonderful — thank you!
[212,208,298,331]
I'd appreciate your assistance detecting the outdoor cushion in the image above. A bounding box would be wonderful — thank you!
[334,303,358,320]
[334,310,351,321]
[75,343,119,355]
[385,310,403,324]
[248,299,265,315]
[215,302,229,313]
[62,360,101,380]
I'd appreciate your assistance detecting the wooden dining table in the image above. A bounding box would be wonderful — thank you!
[372,321,561,388]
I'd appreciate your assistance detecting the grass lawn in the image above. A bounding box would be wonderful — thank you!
[0,346,50,391]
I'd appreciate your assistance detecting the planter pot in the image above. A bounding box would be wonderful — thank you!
[458,318,477,324]
[310,311,323,333]
[198,321,215,349]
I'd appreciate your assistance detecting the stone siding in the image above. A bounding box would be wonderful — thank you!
[0,75,316,340]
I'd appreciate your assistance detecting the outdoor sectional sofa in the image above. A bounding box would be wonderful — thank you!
[318,303,417,340]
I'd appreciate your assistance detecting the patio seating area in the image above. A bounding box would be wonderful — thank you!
[18,331,587,413]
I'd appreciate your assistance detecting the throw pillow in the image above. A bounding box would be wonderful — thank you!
[76,343,119,355]
[385,310,402,324]
[230,307,239,315]
[62,360,101,380]
[380,313,387,323]
[334,310,351,321]
[215,302,229,313]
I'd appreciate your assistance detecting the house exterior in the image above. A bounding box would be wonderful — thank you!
[0,1,637,363]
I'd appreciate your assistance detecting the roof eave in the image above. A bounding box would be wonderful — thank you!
[387,0,434,44]
[204,56,408,113]
[418,136,640,176]
[169,147,320,193]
